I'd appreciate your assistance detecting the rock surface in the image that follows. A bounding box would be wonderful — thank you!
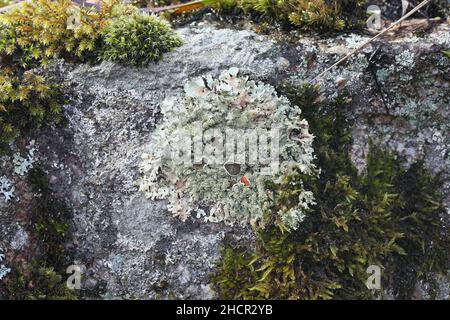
[1,18,449,299]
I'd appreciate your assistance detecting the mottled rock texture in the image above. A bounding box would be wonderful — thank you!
[1,18,449,299]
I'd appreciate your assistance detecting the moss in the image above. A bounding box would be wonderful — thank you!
[204,0,238,14]
[0,0,137,66]
[27,166,73,271]
[5,265,77,300]
[27,166,50,193]
[0,67,64,154]
[1,0,98,66]
[0,0,178,67]
[211,247,259,298]
[203,0,367,33]
[211,84,449,300]
[287,0,367,32]
[100,12,183,66]
[3,166,78,300]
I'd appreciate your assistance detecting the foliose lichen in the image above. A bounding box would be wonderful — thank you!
[13,146,36,177]
[0,248,11,280]
[0,176,14,202]
[139,68,316,230]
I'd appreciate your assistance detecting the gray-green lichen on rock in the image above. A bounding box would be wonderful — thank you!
[138,67,316,230]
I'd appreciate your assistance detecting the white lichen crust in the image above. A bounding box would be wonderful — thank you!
[0,248,10,280]
[0,176,14,203]
[139,68,316,230]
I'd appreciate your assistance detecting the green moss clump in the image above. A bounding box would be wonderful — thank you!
[5,266,77,300]
[100,13,183,66]
[0,0,106,65]
[203,0,367,32]
[0,67,63,154]
[211,85,450,300]
[131,0,178,8]
[211,247,260,298]
[0,0,178,67]
[3,166,78,300]
[203,0,238,14]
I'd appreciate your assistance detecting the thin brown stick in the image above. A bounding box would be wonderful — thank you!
[313,0,432,82]
[143,0,204,14]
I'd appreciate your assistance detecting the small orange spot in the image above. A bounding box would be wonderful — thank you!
[240,176,250,187]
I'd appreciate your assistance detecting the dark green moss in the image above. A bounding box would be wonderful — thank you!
[27,166,50,193]
[0,66,64,155]
[100,13,183,66]
[211,84,449,300]
[5,265,77,300]
[211,247,260,299]
[203,0,367,33]
[3,166,78,300]
[31,195,71,270]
